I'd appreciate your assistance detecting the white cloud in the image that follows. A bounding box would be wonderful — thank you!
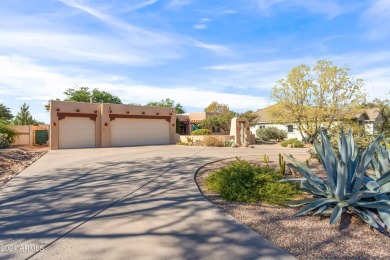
[0,55,267,121]
[58,0,229,55]
[166,0,192,9]
[254,0,350,18]
[362,0,390,40]
[193,24,207,30]
[0,31,177,65]
[193,18,210,30]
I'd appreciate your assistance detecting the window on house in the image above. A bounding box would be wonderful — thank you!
[287,125,294,133]
[258,125,266,129]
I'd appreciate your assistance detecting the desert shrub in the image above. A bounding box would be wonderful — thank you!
[0,119,16,147]
[0,133,11,148]
[281,138,305,148]
[205,160,300,205]
[256,127,287,141]
[202,136,224,147]
[176,142,188,146]
[191,129,212,135]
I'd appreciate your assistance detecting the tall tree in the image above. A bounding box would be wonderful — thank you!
[64,86,122,104]
[199,111,237,131]
[270,60,366,143]
[204,101,230,113]
[146,98,186,114]
[13,103,42,125]
[0,103,13,122]
[239,110,258,126]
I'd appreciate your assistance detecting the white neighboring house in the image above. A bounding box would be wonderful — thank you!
[250,106,383,141]
[250,107,303,140]
[358,108,384,135]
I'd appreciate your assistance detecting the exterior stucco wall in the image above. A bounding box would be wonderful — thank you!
[179,135,234,143]
[50,101,176,150]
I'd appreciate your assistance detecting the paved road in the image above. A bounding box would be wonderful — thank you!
[0,145,308,260]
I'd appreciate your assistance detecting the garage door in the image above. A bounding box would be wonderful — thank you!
[111,118,170,146]
[59,117,96,149]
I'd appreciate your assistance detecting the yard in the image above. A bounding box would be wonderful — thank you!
[0,145,48,187]
[196,154,390,259]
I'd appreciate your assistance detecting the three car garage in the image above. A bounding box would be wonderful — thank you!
[50,101,176,150]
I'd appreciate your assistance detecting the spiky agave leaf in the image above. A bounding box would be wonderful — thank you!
[314,131,337,191]
[293,198,337,217]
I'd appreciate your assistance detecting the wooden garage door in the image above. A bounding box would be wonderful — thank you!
[111,118,170,147]
[59,117,96,149]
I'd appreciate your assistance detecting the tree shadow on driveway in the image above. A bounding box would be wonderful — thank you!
[0,153,292,260]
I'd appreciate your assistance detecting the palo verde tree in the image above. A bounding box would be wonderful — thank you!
[270,60,366,143]
[64,86,122,104]
[146,98,186,114]
[13,103,42,125]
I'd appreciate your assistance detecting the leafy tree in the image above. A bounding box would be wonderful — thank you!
[0,103,13,122]
[270,60,366,143]
[204,101,230,113]
[239,110,258,126]
[13,103,42,125]
[146,98,186,114]
[64,86,122,104]
[199,111,237,132]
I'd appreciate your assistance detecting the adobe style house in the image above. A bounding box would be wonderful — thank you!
[250,106,384,140]
[49,100,177,149]
[177,112,229,135]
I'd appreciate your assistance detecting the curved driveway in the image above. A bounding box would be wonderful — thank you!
[0,145,308,260]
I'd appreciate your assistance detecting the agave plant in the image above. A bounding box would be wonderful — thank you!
[281,130,390,230]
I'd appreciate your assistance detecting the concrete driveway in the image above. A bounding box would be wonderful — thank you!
[0,145,308,260]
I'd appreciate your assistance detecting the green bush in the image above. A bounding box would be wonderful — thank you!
[256,127,287,141]
[205,160,300,205]
[224,139,234,147]
[281,138,305,148]
[191,129,212,135]
[0,119,16,148]
[0,133,11,148]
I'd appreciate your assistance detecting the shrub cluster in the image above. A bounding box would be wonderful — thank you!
[256,127,287,141]
[0,133,11,148]
[202,136,224,147]
[0,119,16,148]
[281,138,305,148]
[205,160,300,205]
[191,129,212,135]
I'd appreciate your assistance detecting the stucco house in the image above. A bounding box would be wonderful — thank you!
[250,106,384,140]
[49,100,177,149]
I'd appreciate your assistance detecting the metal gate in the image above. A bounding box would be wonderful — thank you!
[34,130,48,145]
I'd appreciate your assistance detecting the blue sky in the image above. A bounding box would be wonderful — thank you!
[1,0,390,123]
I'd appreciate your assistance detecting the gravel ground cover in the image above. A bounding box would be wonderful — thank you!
[195,154,390,259]
[0,146,48,187]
